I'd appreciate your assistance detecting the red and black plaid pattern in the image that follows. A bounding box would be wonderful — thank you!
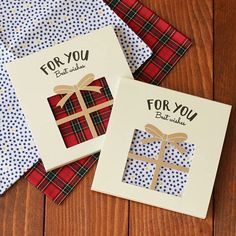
[26,153,99,204]
[59,116,93,148]
[26,0,192,204]
[90,107,112,135]
[80,79,113,108]
[47,77,113,148]
[104,0,192,84]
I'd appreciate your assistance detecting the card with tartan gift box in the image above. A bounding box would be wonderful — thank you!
[48,73,113,149]
[0,0,154,195]
[92,79,231,218]
[6,26,134,171]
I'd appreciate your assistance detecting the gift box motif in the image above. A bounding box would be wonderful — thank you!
[122,124,195,196]
[48,74,113,148]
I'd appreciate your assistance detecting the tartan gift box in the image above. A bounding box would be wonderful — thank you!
[48,74,113,148]
[122,124,195,197]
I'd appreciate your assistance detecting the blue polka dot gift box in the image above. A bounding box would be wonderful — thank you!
[122,124,195,197]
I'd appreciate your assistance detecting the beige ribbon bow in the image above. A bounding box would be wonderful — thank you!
[141,124,188,154]
[54,73,102,108]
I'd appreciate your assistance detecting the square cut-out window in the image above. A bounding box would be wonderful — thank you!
[122,128,195,197]
[47,77,113,148]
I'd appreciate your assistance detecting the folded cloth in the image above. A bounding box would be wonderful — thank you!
[0,0,152,195]
[26,154,99,204]
[104,0,192,84]
[25,0,192,204]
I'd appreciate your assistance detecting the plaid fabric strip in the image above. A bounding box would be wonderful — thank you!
[25,0,191,204]
[60,116,93,148]
[47,77,113,148]
[25,153,99,204]
[90,106,113,135]
[104,0,192,84]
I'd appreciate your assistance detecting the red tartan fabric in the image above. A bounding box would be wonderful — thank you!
[47,77,113,148]
[104,0,192,84]
[25,0,192,204]
[26,154,99,204]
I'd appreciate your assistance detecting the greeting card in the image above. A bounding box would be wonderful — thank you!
[92,79,231,218]
[6,26,133,171]
[0,0,152,195]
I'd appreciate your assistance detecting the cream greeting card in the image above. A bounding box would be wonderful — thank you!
[6,26,133,171]
[92,79,231,218]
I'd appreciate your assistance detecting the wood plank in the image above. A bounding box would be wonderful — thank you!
[130,202,213,236]
[0,0,222,235]
[0,179,44,236]
[129,0,213,235]
[214,0,236,235]
[44,164,129,236]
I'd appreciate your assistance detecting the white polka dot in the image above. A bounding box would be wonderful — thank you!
[10,8,17,14]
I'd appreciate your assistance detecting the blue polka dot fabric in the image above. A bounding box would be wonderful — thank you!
[129,129,162,159]
[0,0,152,195]
[122,129,195,197]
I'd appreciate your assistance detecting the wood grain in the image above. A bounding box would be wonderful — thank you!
[2,0,236,235]
[142,0,213,97]
[214,0,236,235]
[0,179,44,236]
[44,164,129,236]
[129,0,213,236]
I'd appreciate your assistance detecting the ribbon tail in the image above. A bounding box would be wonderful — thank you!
[171,143,186,155]
[56,92,73,108]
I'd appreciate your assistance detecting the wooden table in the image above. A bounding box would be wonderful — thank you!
[1,0,236,235]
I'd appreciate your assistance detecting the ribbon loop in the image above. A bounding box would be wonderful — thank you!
[141,124,188,154]
[53,73,103,108]
[77,73,95,89]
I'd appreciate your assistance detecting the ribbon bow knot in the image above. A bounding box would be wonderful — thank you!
[53,73,102,108]
[141,124,188,154]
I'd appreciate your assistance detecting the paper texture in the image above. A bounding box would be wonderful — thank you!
[6,26,133,171]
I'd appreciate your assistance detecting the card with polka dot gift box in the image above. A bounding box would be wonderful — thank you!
[6,26,133,172]
[92,79,231,219]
